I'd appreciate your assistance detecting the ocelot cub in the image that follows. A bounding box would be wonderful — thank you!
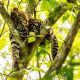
[10,8,58,69]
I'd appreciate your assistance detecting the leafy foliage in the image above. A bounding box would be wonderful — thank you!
[0,0,80,80]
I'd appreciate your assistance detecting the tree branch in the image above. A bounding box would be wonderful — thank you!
[28,3,68,67]
[0,1,29,79]
[26,0,36,15]
[26,0,42,18]
[41,11,80,80]
[0,1,28,55]
[0,22,6,38]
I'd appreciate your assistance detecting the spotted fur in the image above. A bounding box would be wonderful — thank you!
[28,19,43,34]
[10,8,29,70]
[28,19,58,60]
[10,8,58,69]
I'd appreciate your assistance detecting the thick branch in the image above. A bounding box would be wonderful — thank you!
[27,3,68,66]
[0,1,28,56]
[41,11,80,80]
[0,1,29,79]
[26,0,36,15]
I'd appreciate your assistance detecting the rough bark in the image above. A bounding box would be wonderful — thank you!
[0,1,28,79]
[41,11,80,80]
[28,3,68,66]
[0,2,28,56]
[26,0,36,15]
[0,1,75,79]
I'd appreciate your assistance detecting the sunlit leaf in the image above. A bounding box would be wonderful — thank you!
[32,67,45,73]
[0,37,7,50]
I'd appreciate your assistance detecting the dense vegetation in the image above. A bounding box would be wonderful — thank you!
[0,0,80,80]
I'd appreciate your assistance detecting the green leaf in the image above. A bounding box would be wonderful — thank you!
[40,0,51,11]
[28,32,36,43]
[59,66,73,80]
[7,77,17,80]
[62,13,70,22]
[28,37,36,43]
[32,67,45,73]
[0,37,7,50]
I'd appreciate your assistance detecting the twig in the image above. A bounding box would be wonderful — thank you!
[7,0,10,10]
[36,48,41,78]
[42,48,52,63]
[0,22,6,38]
[36,0,41,7]
[0,0,10,38]
[6,70,13,80]
[34,0,42,19]
[18,0,22,8]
